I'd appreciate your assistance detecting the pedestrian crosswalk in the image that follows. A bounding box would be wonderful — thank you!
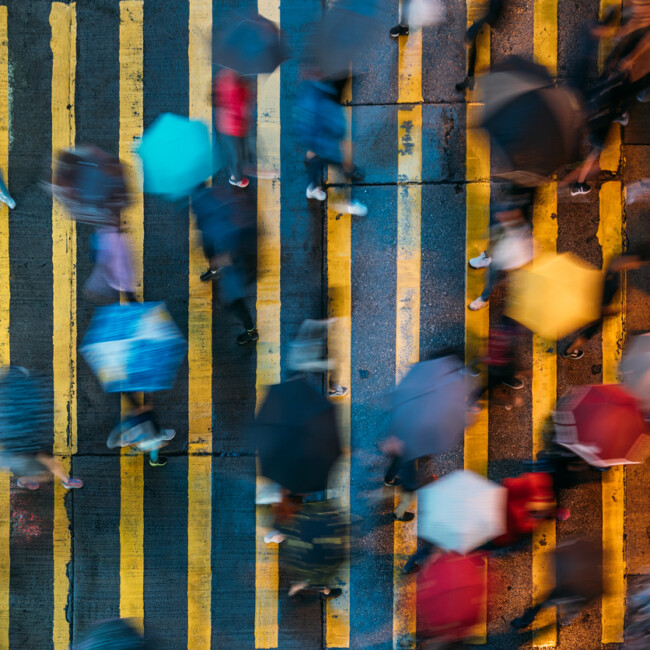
[0,0,644,648]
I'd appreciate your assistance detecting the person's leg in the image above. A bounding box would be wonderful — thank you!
[305,154,327,200]
[390,0,411,37]
[403,539,434,573]
[384,455,401,485]
[395,489,415,519]
[512,598,549,629]
[36,452,83,488]
[230,298,255,331]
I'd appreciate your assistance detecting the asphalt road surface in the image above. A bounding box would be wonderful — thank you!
[0,0,649,649]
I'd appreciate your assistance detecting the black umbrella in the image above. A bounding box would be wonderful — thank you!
[313,5,382,81]
[480,57,584,186]
[254,378,341,493]
[0,367,51,455]
[215,13,288,75]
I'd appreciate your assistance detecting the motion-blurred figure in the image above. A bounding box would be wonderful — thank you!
[625,574,650,649]
[456,0,506,92]
[214,68,253,189]
[511,539,603,630]
[190,183,258,345]
[562,247,650,359]
[72,618,149,649]
[0,366,83,490]
[620,332,650,413]
[468,204,533,311]
[287,318,347,397]
[295,76,367,216]
[0,169,15,209]
[389,0,446,39]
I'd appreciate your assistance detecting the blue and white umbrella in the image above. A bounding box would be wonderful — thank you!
[81,302,187,393]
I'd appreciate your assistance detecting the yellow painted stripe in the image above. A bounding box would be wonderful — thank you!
[119,0,144,628]
[392,12,422,646]
[598,181,626,643]
[532,3,558,645]
[187,2,213,648]
[464,5,490,643]
[324,83,353,648]
[51,5,77,648]
[531,184,558,649]
[255,2,281,646]
[0,7,9,646]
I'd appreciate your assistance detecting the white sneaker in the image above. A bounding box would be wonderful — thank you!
[613,111,629,126]
[306,184,327,201]
[333,199,368,216]
[468,296,489,311]
[469,251,492,269]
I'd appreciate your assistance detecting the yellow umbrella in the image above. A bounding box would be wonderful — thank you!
[506,253,603,339]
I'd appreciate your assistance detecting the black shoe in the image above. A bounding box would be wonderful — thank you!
[402,562,420,575]
[149,455,167,467]
[394,512,415,522]
[320,588,343,600]
[384,477,402,487]
[348,165,365,183]
[570,182,591,196]
[511,615,534,630]
[503,377,524,390]
[200,268,218,282]
[390,24,409,38]
[455,77,474,92]
[237,328,259,345]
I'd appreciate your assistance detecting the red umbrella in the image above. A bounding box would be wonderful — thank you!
[417,552,486,641]
[554,384,650,468]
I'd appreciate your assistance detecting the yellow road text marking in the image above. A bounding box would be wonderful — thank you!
[51,4,77,647]
[119,0,144,628]
[255,2,281,646]
[187,1,213,647]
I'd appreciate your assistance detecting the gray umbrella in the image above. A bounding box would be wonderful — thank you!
[620,333,650,409]
[389,356,477,461]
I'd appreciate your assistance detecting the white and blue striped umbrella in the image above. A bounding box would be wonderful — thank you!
[81,302,187,394]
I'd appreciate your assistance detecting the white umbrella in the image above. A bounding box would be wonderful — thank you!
[418,470,507,554]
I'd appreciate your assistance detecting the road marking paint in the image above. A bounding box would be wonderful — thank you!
[119,0,144,629]
[391,12,422,647]
[50,4,77,647]
[531,183,558,649]
[598,181,626,644]
[255,2,281,646]
[0,7,8,646]
[464,4,490,643]
[325,77,353,647]
[187,2,212,648]
[532,2,558,644]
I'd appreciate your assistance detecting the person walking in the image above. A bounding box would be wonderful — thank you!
[214,67,253,189]
[381,435,420,522]
[389,0,445,39]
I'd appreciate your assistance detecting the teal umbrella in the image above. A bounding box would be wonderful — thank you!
[137,113,213,199]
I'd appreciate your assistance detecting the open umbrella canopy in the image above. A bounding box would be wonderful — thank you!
[418,470,507,553]
[281,500,348,587]
[417,552,486,641]
[554,384,650,467]
[506,253,602,339]
[620,333,650,410]
[389,356,477,461]
[137,113,213,200]
[479,57,584,186]
[253,378,341,493]
[215,13,287,75]
[80,302,187,394]
[313,5,382,80]
[0,367,51,455]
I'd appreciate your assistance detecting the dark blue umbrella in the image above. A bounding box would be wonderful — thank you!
[80,303,187,393]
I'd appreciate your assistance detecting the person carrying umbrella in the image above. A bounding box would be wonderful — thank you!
[213,68,253,189]
[562,246,650,359]
[191,183,258,345]
[0,366,83,490]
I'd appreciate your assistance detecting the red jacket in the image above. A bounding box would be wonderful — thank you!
[213,69,251,137]
[492,473,555,547]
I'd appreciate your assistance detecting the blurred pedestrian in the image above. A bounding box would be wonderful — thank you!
[287,318,347,397]
[468,205,533,311]
[456,0,506,92]
[214,68,253,189]
[389,0,446,39]
[295,76,367,216]
[381,435,420,522]
[191,183,258,345]
[511,539,603,630]
[468,317,525,411]
[0,169,15,209]
[0,366,83,490]
[562,246,650,359]
[625,574,650,649]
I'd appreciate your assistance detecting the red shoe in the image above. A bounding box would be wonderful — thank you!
[229,177,249,189]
